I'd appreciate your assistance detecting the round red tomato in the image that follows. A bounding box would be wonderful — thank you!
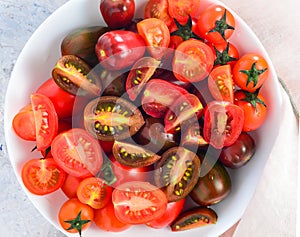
[100,0,135,29]
[234,90,267,131]
[168,0,201,24]
[58,198,94,235]
[112,181,168,224]
[61,174,85,199]
[210,41,239,67]
[146,199,185,229]
[36,78,87,118]
[197,5,235,44]
[172,39,214,82]
[94,201,131,232]
[203,101,244,149]
[208,64,234,103]
[144,0,173,27]
[51,128,103,178]
[232,53,269,92]
[21,158,66,195]
[137,18,170,59]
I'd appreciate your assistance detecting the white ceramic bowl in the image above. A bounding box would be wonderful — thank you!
[4,0,282,236]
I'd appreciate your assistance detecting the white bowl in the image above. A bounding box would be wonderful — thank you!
[4,0,282,236]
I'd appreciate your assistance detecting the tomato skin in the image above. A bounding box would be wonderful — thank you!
[112,181,168,224]
[210,42,239,68]
[36,78,87,119]
[21,158,66,195]
[61,174,85,198]
[94,201,131,232]
[146,199,185,229]
[137,18,170,59]
[77,177,112,209]
[95,30,146,70]
[203,101,244,149]
[197,5,235,45]
[100,0,135,29]
[168,0,201,24]
[172,39,214,82]
[208,65,234,103]
[51,128,103,178]
[144,0,173,27]
[232,53,269,92]
[234,90,267,131]
[58,198,94,234]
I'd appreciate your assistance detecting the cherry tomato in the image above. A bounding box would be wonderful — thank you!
[146,199,185,229]
[126,57,160,101]
[95,30,146,70]
[100,0,135,29]
[77,177,112,209]
[12,104,36,141]
[197,5,235,44]
[168,0,201,24]
[172,39,214,82]
[51,128,103,178]
[36,78,87,119]
[58,198,94,235]
[99,140,114,155]
[203,101,244,149]
[61,174,85,199]
[208,65,234,103]
[137,18,170,59]
[31,93,59,151]
[210,41,239,68]
[141,79,189,118]
[112,181,168,224]
[21,158,66,195]
[232,53,269,92]
[144,0,174,27]
[234,89,267,131]
[94,201,131,232]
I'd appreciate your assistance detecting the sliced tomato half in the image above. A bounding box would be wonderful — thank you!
[51,128,103,178]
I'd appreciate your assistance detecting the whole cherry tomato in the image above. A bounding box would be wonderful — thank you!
[100,0,135,29]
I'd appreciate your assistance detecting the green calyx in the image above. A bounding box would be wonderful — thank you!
[208,9,235,40]
[241,89,267,111]
[240,62,268,87]
[64,211,91,237]
[213,42,238,66]
[171,15,203,41]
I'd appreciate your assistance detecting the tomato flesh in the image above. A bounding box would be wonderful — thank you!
[168,0,201,24]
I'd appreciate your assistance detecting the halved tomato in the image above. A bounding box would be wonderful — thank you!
[112,181,167,224]
[168,0,201,24]
[137,18,170,59]
[21,158,66,195]
[51,128,103,177]
[172,39,214,82]
[208,65,234,103]
[126,57,160,101]
[144,0,174,27]
[77,177,112,209]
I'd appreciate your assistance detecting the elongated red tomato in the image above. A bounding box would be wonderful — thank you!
[31,93,58,151]
[51,128,103,178]
[112,181,167,224]
[21,158,66,195]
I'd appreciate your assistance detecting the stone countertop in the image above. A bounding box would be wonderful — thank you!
[0,0,299,237]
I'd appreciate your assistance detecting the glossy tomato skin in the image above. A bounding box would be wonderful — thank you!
[36,78,87,118]
[94,201,131,232]
[203,101,244,149]
[197,5,235,45]
[58,198,94,235]
[95,30,146,70]
[232,53,269,92]
[234,90,267,131]
[219,132,256,168]
[61,174,85,198]
[147,199,185,229]
[21,158,66,195]
[112,181,168,224]
[51,128,103,178]
[100,0,135,29]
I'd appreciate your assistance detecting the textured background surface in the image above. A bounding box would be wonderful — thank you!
[0,0,299,237]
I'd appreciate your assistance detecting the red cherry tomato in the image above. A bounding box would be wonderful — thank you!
[144,0,174,27]
[210,42,239,68]
[197,5,235,44]
[203,101,244,149]
[112,181,168,224]
[100,0,135,29]
[51,128,103,178]
[21,158,66,195]
[168,0,201,24]
[146,199,185,229]
[61,174,85,198]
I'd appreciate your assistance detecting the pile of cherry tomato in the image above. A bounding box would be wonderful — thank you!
[12,0,269,235]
